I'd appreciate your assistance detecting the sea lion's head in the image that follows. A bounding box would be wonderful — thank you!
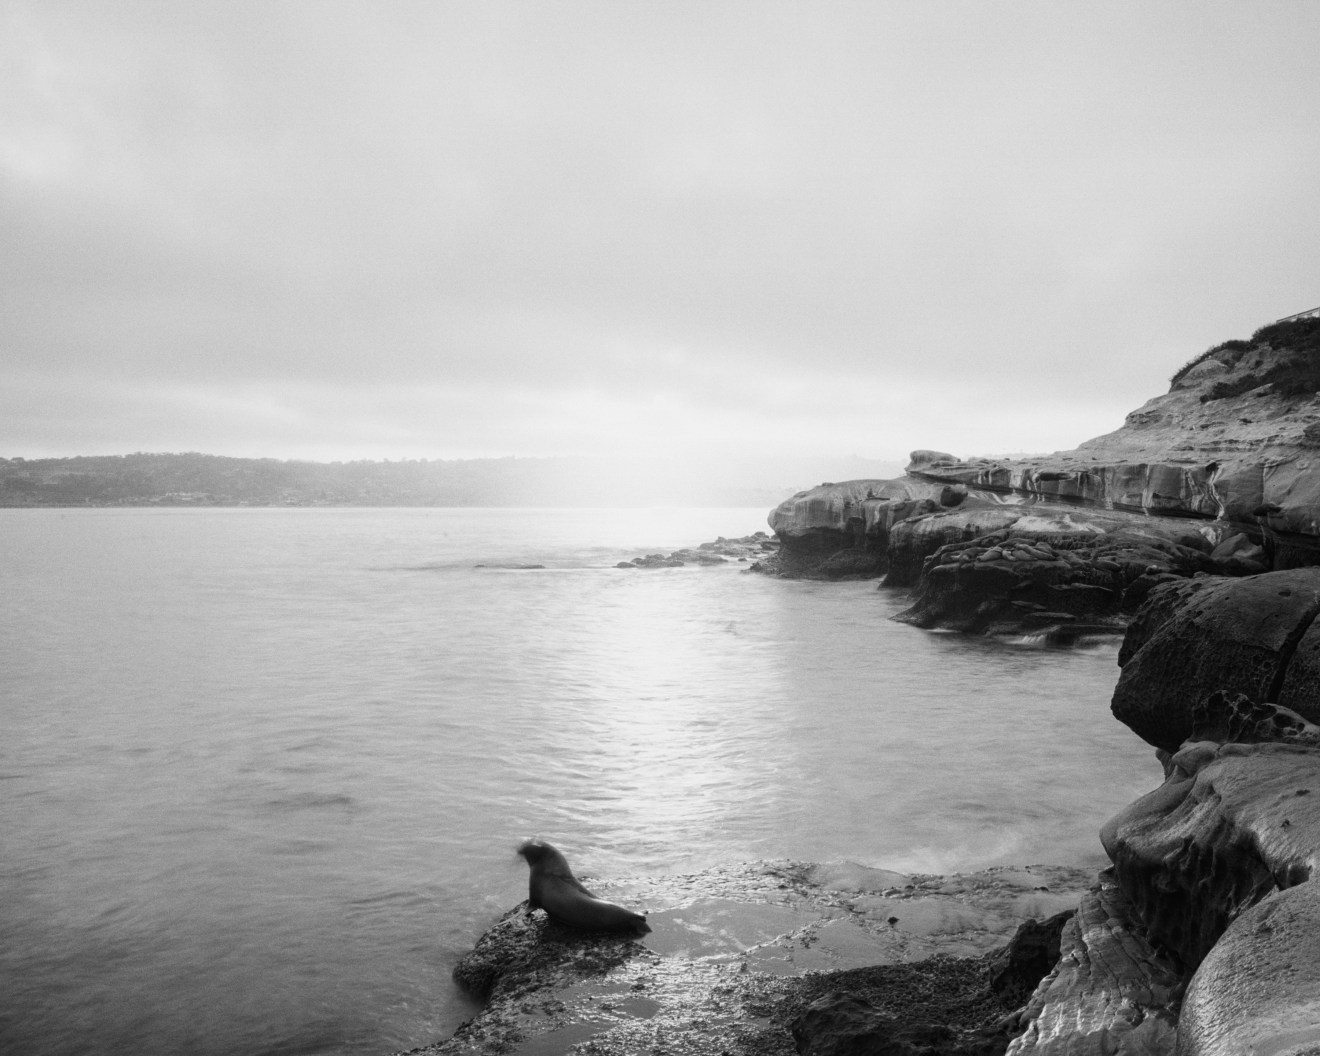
[516,839,574,879]
[516,839,550,865]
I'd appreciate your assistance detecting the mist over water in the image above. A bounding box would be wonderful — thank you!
[1,508,1159,1056]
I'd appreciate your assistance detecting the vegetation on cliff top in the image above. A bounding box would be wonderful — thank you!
[0,451,805,508]
[1168,315,1320,401]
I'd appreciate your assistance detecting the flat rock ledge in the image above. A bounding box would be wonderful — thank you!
[398,861,1093,1056]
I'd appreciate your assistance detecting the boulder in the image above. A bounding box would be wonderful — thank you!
[1110,568,1320,752]
[1177,881,1320,1056]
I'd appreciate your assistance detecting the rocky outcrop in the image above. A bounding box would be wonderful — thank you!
[764,477,954,578]
[764,316,1320,636]
[909,316,1320,567]
[1093,731,1320,1055]
[962,572,1320,1056]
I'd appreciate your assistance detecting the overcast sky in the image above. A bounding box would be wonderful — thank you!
[3,1,1318,468]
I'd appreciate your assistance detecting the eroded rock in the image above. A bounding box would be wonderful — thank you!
[1100,742,1320,970]
[765,477,947,578]
[986,911,1075,1009]
[1005,875,1181,1055]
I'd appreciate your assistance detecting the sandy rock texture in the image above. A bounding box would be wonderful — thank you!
[401,861,1092,1056]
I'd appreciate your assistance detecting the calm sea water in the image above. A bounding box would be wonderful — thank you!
[1,507,1159,1056]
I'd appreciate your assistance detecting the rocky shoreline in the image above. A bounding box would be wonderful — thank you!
[413,315,1320,1054]
[399,861,1095,1056]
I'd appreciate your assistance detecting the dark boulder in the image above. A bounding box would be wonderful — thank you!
[1110,568,1320,751]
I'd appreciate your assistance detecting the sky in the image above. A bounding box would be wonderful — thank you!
[3,1,1319,471]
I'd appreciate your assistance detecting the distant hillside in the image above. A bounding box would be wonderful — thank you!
[0,452,905,509]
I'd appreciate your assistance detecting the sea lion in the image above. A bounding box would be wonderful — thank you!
[516,839,650,933]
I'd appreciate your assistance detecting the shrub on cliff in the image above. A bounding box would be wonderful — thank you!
[1168,338,1254,387]
[1197,315,1320,403]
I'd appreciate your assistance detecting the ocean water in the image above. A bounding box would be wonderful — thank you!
[0,507,1160,1056]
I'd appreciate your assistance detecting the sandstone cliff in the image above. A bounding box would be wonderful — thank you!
[917,313,1320,565]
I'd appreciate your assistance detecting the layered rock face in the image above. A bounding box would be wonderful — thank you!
[766,317,1320,633]
[765,475,954,578]
[911,316,1320,567]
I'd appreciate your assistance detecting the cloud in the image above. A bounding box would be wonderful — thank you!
[2,1,1319,463]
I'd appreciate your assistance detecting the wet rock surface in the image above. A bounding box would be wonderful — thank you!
[400,862,1093,1056]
